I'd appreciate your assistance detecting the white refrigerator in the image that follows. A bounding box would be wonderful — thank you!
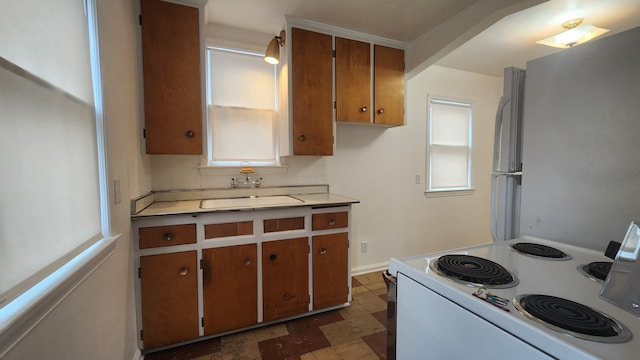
[491,67,525,242]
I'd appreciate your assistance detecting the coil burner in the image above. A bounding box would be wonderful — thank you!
[510,242,572,260]
[578,261,612,282]
[513,294,632,343]
[430,254,518,288]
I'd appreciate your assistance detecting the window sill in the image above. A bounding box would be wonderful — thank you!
[0,235,119,357]
[198,165,288,176]
[424,188,475,198]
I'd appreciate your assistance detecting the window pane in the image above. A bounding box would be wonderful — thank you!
[210,49,275,109]
[427,98,472,191]
[0,0,103,306]
[430,145,469,189]
[212,106,275,161]
[431,102,469,145]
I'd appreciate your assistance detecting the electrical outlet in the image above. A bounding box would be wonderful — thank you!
[361,241,368,253]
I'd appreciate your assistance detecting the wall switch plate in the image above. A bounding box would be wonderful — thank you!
[415,174,421,184]
[361,241,368,253]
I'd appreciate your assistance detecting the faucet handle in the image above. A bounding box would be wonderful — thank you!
[254,177,263,188]
[231,177,238,188]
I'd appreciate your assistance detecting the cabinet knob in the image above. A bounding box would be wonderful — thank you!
[178,266,189,276]
[244,257,252,266]
[185,130,195,137]
[298,134,307,141]
[328,217,336,226]
[269,254,277,262]
[377,108,384,115]
[319,247,327,255]
[163,232,173,241]
[360,106,368,112]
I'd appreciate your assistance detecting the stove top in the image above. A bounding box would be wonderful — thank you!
[389,236,640,359]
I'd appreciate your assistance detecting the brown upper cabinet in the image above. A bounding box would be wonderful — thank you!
[335,38,405,126]
[291,28,334,155]
[140,0,203,154]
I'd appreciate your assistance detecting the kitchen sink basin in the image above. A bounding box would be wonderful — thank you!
[200,195,303,209]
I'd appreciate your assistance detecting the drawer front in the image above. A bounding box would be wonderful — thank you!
[204,221,253,239]
[138,224,196,249]
[264,217,305,233]
[312,211,348,230]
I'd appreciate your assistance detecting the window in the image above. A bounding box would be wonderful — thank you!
[206,47,279,166]
[0,0,111,324]
[426,97,473,194]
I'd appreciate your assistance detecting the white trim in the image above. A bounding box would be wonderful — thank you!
[424,188,476,198]
[132,348,143,360]
[351,261,389,276]
[0,235,119,358]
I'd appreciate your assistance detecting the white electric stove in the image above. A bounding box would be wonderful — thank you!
[388,236,639,359]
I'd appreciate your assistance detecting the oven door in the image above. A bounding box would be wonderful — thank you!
[396,273,553,359]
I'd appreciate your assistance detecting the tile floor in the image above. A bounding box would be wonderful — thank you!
[144,271,389,360]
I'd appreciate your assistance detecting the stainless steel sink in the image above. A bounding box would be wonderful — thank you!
[199,195,303,209]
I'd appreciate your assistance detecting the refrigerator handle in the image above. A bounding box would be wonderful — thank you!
[490,174,498,242]
[493,95,510,171]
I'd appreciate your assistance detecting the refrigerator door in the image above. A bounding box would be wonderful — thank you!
[491,68,525,242]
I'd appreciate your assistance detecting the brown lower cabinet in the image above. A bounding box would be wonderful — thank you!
[262,237,309,322]
[139,251,199,349]
[312,233,349,309]
[202,244,258,335]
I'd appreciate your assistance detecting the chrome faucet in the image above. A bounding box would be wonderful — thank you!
[231,168,263,188]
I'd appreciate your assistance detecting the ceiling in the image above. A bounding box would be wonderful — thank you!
[204,0,640,76]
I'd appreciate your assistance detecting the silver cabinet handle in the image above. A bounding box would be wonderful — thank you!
[377,108,384,115]
[185,130,195,137]
[163,232,173,241]
[328,217,336,226]
[244,257,252,266]
[320,247,327,255]
[298,134,307,141]
[361,106,367,112]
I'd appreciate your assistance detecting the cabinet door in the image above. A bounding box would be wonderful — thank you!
[374,45,405,126]
[262,237,309,322]
[291,28,333,155]
[336,37,371,124]
[139,251,198,349]
[202,244,257,335]
[312,233,349,309]
[140,0,202,154]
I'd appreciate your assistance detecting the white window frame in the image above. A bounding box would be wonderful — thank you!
[204,46,282,168]
[425,96,475,197]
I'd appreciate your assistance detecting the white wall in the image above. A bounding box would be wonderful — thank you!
[4,0,148,359]
[520,26,640,250]
[150,65,502,271]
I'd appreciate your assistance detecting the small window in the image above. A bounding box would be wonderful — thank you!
[206,47,279,166]
[426,97,473,193]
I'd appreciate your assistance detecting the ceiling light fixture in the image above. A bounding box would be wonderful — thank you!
[264,30,286,64]
[537,18,609,48]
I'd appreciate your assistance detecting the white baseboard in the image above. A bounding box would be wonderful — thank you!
[351,261,389,276]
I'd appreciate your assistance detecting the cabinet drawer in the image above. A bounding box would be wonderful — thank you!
[138,224,196,249]
[312,212,348,230]
[205,221,253,239]
[264,217,305,233]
